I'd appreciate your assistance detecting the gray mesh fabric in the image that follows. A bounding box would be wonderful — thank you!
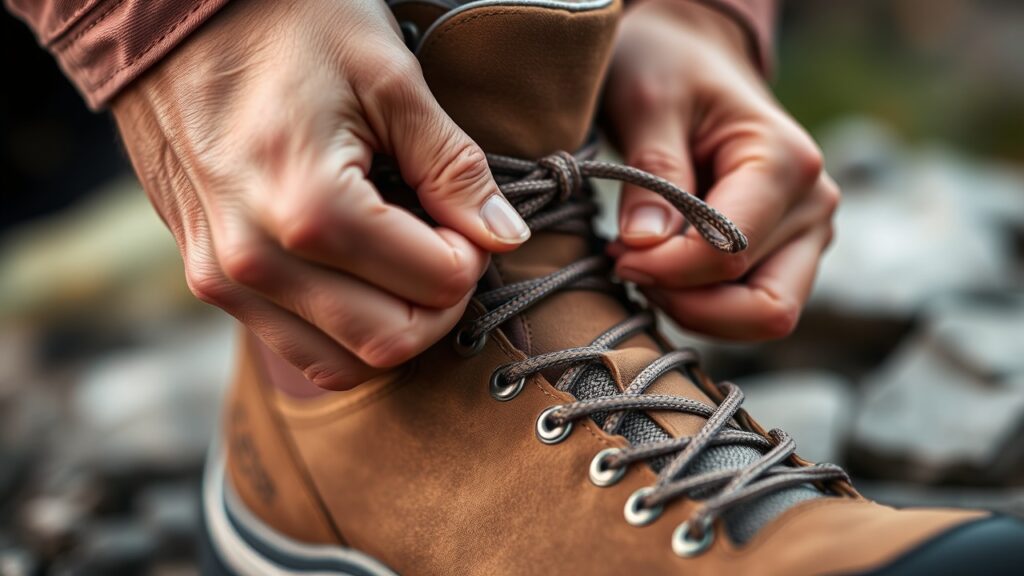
[571,365,823,543]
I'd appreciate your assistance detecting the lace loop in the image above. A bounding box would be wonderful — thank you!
[468,148,847,537]
[489,149,749,253]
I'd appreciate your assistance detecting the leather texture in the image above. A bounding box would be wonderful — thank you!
[222,1,988,574]
[414,0,621,158]
[234,329,983,576]
[224,339,341,546]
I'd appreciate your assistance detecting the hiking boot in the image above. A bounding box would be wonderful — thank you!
[200,1,1024,574]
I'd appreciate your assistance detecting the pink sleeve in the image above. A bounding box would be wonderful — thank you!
[687,0,779,75]
[4,0,232,110]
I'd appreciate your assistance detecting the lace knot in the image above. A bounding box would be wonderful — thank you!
[537,151,584,201]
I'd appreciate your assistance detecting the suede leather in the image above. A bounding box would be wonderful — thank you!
[233,328,983,576]
[414,0,621,158]
[224,339,341,546]
[223,1,987,573]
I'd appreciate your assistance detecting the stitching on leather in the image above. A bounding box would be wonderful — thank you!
[74,0,215,90]
[53,0,128,51]
[41,0,108,46]
[246,337,351,546]
[419,8,523,54]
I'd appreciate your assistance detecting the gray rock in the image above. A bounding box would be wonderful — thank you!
[66,318,234,473]
[137,483,199,556]
[813,117,1024,315]
[0,547,37,576]
[50,521,159,576]
[850,294,1024,484]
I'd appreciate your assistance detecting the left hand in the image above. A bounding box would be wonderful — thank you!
[604,0,840,341]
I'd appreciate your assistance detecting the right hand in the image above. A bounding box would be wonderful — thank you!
[112,0,530,389]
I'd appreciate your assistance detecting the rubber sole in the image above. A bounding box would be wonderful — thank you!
[201,443,397,576]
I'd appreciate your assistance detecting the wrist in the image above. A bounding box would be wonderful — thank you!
[625,0,757,74]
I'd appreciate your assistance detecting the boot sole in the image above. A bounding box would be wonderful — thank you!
[201,442,398,576]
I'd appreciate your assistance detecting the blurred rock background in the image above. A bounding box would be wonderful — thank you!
[2,0,1023,573]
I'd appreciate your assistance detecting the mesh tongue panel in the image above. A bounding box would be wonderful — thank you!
[572,365,821,543]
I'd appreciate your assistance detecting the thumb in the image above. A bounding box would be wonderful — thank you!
[377,66,530,252]
[618,109,694,248]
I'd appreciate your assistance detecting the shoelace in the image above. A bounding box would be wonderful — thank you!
[455,146,850,557]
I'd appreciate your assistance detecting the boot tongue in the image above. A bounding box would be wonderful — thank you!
[399,0,824,542]
[402,0,712,427]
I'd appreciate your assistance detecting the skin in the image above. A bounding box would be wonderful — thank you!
[112,0,530,390]
[606,0,841,341]
[112,0,837,390]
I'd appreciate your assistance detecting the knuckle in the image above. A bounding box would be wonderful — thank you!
[185,265,231,306]
[360,55,423,107]
[789,137,825,186]
[275,200,332,253]
[819,178,842,217]
[218,237,270,287]
[624,74,675,117]
[430,263,477,308]
[823,224,837,248]
[422,141,492,202]
[628,147,687,183]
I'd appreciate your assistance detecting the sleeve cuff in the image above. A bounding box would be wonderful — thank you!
[687,0,778,76]
[19,0,232,110]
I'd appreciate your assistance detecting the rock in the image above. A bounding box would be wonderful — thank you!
[50,521,159,576]
[0,546,37,576]
[66,318,234,474]
[137,483,199,557]
[735,371,855,465]
[813,117,1024,316]
[849,294,1024,484]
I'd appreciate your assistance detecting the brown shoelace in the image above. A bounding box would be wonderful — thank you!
[456,147,849,556]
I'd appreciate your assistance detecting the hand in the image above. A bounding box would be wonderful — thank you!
[604,0,840,341]
[112,0,531,389]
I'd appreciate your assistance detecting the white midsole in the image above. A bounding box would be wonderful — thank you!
[202,442,397,576]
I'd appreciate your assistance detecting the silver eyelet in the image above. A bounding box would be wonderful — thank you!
[535,406,573,444]
[589,448,626,487]
[624,487,663,527]
[672,517,714,557]
[489,367,525,402]
[453,327,486,357]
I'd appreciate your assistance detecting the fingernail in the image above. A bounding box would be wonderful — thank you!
[618,267,655,286]
[481,194,531,244]
[624,204,669,239]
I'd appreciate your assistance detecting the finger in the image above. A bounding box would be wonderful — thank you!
[615,171,834,289]
[253,135,488,309]
[644,223,832,341]
[617,107,692,247]
[357,55,530,251]
[180,220,381,390]
[216,228,472,369]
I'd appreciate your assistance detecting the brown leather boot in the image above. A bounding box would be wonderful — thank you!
[200,1,1024,574]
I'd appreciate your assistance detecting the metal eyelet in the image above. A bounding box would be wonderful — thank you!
[672,517,714,557]
[489,366,525,402]
[624,487,663,527]
[589,448,626,487]
[536,406,573,444]
[453,326,486,357]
